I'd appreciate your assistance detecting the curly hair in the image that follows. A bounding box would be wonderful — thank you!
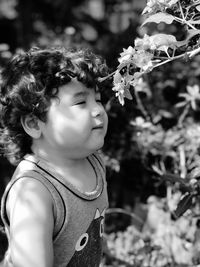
[0,47,109,165]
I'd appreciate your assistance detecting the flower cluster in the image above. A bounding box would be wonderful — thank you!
[112,45,154,105]
[108,0,200,105]
[142,0,179,14]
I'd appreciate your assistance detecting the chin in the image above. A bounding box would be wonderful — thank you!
[95,140,104,150]
[90,140,104,153]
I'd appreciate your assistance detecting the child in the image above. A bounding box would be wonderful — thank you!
[0,47,109,267]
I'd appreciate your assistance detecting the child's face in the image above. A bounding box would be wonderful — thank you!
[38,79,108,158]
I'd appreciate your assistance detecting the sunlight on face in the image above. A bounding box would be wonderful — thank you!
[37,79,108,158]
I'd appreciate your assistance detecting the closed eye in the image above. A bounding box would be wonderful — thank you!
[74,101,86,105]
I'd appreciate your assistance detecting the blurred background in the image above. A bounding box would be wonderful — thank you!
[1,0,200,266]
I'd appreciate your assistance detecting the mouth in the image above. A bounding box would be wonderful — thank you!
[92,124,104,130]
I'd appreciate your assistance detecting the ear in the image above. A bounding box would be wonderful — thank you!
[21,115,42,139]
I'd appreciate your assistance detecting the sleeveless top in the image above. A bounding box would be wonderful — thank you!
[0,152,108,267]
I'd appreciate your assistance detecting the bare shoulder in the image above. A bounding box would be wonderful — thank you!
[6,177,54,223]
[6,177,54,267]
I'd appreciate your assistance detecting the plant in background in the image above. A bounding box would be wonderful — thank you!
[100,0,200,105]
[102,1,200,266]
[103,0,200,203]
[103,196,200,267]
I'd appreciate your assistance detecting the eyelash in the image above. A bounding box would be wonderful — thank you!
[76,101,86,105]
[76,99,102,105]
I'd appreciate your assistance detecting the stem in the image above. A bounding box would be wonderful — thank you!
[179,145,186,179]
[152,46,200,70]
[178,103,190,127]
[186,21,198,30]
[166,185,172,212]
[178,1,185,21]
[180,0,199,29]
[134,87,151,121]
[173,3,197,30]
[188,46,200,58]
[173,15,184,24]
[173,16,197,30]
[106,208,144,226]
[185,6,189,20]
[98,70,116,82]
[153,57,176,68]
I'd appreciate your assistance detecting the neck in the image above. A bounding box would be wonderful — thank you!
[31,143,89,169]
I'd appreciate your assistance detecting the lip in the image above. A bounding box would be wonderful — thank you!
[92,123,104,130]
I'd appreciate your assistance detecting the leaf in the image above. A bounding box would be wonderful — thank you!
[124,85,133,100]
[187,84,200,96]
[196,5,200,11]
[172,192,193,219]
[176,29,200,47]
[117,60,133,71]
[157,45,170,54]
[150,34,177,51]
[118,94,125,106]
[125,73,134,83]
[118,46,135,64]
[191,100,197,110]
[178,92,190,100]
[113,71,122,84]
[142,12,175,27]
[187,29,200,40]
[188,19,200,25]
[175,101,188,108]
[152,171,193,191]
[158,110,174,118]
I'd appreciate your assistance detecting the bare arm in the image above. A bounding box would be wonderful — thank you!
[7,178,54,267]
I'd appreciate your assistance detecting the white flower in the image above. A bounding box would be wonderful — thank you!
[118,46,135,64]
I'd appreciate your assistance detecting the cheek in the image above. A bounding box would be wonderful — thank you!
[51,112,90,138]
[103,113,108,134]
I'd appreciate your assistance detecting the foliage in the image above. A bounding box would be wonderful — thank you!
[0,0,17,19]
[103,195,200,267]
[100,1,200,265]
[102,0,200,105]
[102,0,200,210]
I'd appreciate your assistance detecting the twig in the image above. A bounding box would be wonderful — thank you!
[98,71,116,82]
[178,103,190,127]
[134,88,151,121]
[178,0,185,21]
[179,145,187,179]
[106,208,144,226]
[188,46,200,58]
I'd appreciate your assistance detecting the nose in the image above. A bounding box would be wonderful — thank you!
[91,102,104,118]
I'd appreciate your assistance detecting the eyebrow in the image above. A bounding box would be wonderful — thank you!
[73,90,100,98]
[73,91,89,98]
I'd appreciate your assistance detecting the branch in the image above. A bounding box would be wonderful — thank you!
[188,46,200,58]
